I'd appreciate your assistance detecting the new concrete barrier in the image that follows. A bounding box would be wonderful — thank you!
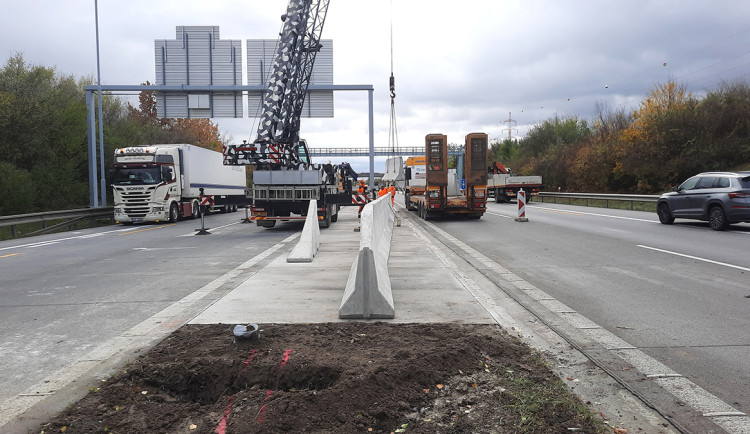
[339,195,395,319]
[287,200,321,263]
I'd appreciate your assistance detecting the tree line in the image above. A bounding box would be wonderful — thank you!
[0,54,225,215]
[490,79,750,193]
[3,53,750,216]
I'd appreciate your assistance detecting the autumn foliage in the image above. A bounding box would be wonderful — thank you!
[0,55,230,215]
[499,79,750,193]
[126,81,223,152]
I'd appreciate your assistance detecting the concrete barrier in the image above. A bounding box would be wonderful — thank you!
[287,199,320,263]
[339,195,395,319]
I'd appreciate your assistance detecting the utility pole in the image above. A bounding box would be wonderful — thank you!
[502,112,518,141]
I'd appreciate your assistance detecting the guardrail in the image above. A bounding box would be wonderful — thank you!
[537,192,659,211]
[0,207,114,239]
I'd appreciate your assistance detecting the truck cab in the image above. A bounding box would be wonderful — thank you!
[112,146,183,224]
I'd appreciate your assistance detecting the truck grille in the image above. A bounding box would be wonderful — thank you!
[121,191,152,218]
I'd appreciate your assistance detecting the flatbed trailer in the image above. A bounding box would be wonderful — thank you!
[405,133,487,220]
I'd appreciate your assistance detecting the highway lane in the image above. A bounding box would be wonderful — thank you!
[430,200,750,417]
[0,212,302,409]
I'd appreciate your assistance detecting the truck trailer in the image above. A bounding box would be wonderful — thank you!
[112,144,247,224]
[405,133,488,219]
[487,162,542,203]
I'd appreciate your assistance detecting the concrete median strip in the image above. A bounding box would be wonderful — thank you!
[339,195,395,319]
[287,199,320,263]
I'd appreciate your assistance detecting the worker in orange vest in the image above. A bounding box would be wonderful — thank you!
[388,185,395,205]
[357,179,366,218]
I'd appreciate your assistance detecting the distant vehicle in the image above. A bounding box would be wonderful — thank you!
[656,171,750,230]
[487,162,542,203]
[112,144,247,224]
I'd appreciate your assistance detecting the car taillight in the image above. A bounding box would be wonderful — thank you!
[728,192,750,199]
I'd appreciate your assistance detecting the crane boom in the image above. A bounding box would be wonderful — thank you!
[224,0,330,170]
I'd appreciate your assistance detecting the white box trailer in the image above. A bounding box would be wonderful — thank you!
[112,144,247,224]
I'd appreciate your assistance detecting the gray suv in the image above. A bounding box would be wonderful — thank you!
[657,171,750,231]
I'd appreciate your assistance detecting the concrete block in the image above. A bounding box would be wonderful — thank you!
[287,200,320,263]
[339,195,395,318]
[339,247,395,319]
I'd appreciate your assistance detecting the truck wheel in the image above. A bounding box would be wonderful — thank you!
[258,220,276,228]
[331,205,339,222]
[408,194,417,211]
[190,200,200,219]
[494,190,504,203]
[169,202,179,223]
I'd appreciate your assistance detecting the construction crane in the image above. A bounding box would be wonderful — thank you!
[222,0,370,228]
[223,0,330,170]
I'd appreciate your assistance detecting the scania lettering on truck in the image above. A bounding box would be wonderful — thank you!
[112,144,247,224]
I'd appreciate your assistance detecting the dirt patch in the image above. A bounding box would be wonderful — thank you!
[42,323,606,433]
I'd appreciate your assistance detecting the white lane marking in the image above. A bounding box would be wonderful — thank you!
[529,205,658,223]
[24,242,60,248]
[132,247,197,251]
[637,245,750,272]
[484,211,514,219]
[0,228,128,252]
[183,220,243,236]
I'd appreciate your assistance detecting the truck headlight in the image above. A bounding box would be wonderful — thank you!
[153,206,165,212]
[429,190,439,198]
[114,207,123,214]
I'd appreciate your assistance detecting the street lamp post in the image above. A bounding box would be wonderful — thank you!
[95,0,107,207]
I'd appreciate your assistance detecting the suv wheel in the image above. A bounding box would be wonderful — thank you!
[708,206,729,231]
[657,203,674,225]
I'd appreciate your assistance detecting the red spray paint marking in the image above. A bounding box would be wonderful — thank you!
[281,349,292,367]
[256,350,293,424]
[242,349,258,370]
[214,393,236,434]
[256,390,274,423]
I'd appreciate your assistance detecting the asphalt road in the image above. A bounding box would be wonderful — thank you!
[2,199,748,431]
[430,200,750,416]
[0,211,303,408]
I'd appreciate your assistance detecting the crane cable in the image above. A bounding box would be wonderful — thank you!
[388,0,399,154]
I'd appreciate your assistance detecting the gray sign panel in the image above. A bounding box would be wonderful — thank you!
[246,39,334,118]
[155,26,243,118]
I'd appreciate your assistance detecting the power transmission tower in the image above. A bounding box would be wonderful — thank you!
[502,112,518,141]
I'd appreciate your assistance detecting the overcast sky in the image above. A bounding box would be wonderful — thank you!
[3,1,750,172]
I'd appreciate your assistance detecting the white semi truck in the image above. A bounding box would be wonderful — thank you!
[112,144,247,224]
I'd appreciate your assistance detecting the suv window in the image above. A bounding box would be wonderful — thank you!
[740,177,750,189]
[714,177,730,188]
[696,176,717,189]
[679,176,700,190]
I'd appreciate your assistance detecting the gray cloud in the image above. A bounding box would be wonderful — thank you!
[3,0,750,173]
